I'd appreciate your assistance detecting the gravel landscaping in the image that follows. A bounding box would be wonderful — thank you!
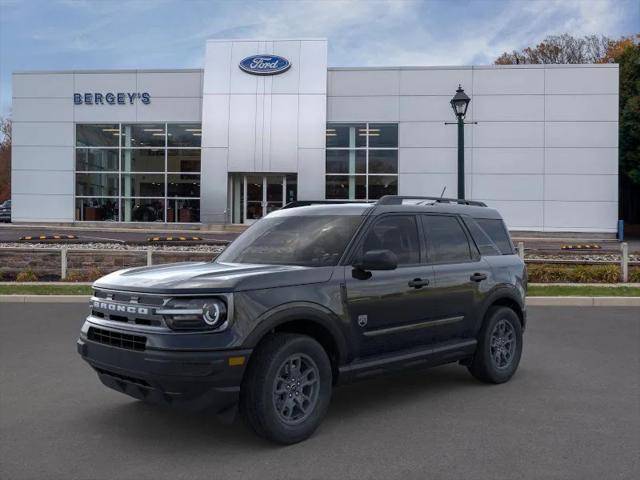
[0,242,226,254]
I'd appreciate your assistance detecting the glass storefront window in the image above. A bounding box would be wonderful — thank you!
[121,149,165,172]
[326,150,366,174]
[167,174,200,198]
[121,124,166,147]
[368,176,398,199]
[121,174,165,197]
[76,124,120,147]
[325,124,366,148]
[75,149,118,171]
[167,199,200,223]
[368,150,398,174]
[326,175,366,200]
[326,122,399,200]
[368,124,398,148]
[167,149,200,172]
[75,123,201,222]
[121,198,165,222]
[75,198,119,221]
[76,173,119,197]
[168,124,202,147]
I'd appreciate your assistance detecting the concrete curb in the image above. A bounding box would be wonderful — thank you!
[1,295,640,306]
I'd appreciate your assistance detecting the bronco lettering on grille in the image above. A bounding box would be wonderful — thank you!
[92,300,149,315]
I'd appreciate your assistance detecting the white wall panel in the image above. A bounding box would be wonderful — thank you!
[398,173,458,197]
[545,122,617,148]
[545,94,618,121]
[270,41,302,95]
[473,148,544,174]
[201,95,229,148]
[472,174,543,201]
[200,148,228,223]
[11,194,74,221]
[545,174,617,202]
[473,95,544,121]
[12,170,73,195]
[299,41,328,94]
[298,94,326,149]
[399,122,471,148]
[399,69,472,96]
[228,41,262,94]
[474,122,544,148]
[545,148,617,175]
[12,122,73,147]
[137,72,202,98]
[203,42,232,94]
[12,98,73,122]
[545,66,618,95]
[136,97,201,122]
[329,70,399,96]
[74,73,137,92]
[297,148,325,199]
[399,96,470,122]
[473,67,544,95]
[481,200,543,229]
[13,73,74,98]
[269,95,299,172]
[327,96,398,122]
[12,146,73,171]
[399,147,471,174]
[227,95,257,171]
[73,103,136,122]
[544,201,617,231]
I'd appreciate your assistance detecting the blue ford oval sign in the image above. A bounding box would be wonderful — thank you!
[239,55,291,75]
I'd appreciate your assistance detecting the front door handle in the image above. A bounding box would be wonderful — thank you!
[408,278,430,289]
[470,272,488,282]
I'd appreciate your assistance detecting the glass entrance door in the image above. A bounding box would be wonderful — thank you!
[231,174,296,224]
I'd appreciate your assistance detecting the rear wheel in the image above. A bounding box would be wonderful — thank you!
[468,306,522,384]
[240,333,332,444]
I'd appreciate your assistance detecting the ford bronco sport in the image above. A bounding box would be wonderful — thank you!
[78,195,526,444]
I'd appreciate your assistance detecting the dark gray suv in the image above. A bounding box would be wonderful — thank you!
[78,195,526,444]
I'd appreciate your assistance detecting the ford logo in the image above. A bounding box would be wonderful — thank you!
[239,55,291,75]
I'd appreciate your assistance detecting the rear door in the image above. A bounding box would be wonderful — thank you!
[420,214,492,342]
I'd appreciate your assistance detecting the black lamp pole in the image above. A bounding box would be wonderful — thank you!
[449,85,471,200]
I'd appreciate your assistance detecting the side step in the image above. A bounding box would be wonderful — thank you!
[338,339,477,384]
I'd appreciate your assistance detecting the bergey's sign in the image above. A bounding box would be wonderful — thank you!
[74,92,151,105]
[239,55,291,75]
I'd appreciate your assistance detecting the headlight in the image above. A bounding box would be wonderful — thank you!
[157,297,228,331]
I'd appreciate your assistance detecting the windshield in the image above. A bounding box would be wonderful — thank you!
[217,215,363,267]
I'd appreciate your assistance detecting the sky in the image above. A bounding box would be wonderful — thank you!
[0,0,638,115]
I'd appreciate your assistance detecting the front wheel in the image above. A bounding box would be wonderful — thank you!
[468,306,523,384]
[240,333,332,444]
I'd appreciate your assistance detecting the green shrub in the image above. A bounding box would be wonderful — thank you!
[629,266,640,283]
[15,270,39,282]
[527,264,620,283]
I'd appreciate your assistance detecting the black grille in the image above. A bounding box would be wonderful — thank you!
[87,327,146,351]
[94,367,150,387]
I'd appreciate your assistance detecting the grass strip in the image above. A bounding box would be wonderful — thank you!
[0,285,93,295]
[528,285,640,297]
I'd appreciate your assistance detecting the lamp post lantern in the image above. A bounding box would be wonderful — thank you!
[450,85,471,200]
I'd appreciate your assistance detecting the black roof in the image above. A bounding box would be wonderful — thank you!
[275,196,503,220]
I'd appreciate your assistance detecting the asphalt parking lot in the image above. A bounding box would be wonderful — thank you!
[1,304,638,480]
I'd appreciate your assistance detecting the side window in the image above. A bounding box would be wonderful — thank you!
[360,215,420,265]
[475,218,514,255]
[463,217,502,256]
[422,215,472,263]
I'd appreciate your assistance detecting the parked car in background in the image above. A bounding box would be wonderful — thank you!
[0,200,11,223]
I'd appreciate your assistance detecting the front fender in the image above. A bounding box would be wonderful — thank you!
[242,302,350,365]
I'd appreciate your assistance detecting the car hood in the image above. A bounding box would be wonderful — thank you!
[93,261,335,294]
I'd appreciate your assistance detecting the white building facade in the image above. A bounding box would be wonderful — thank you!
[11,39,619,232]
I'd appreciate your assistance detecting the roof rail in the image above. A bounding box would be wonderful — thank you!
[281,200,374,209]
[376,195,487,207]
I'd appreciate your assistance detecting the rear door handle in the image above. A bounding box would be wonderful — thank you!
[408,278,430,288]
[470,273,488,282]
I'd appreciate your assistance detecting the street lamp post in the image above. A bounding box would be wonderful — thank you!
[449,85,471,200]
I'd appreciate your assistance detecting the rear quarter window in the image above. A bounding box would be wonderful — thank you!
[474,218,514,255]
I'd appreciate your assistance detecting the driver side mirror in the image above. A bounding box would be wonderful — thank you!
[354,249,398,271]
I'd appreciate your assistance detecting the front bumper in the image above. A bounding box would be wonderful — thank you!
[77,333,251,413]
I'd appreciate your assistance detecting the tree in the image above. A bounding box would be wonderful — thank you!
[495,34,640,225]
[0,117,10,202]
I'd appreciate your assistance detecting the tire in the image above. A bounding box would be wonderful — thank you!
[240,333,332,444]
[468,306,523,384]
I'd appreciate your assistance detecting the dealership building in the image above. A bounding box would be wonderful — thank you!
[11,39,619,231]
